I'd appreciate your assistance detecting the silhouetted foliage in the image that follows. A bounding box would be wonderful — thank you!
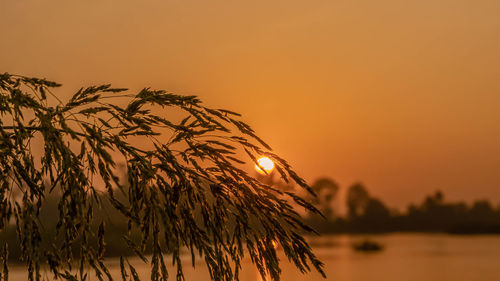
[346,183,370,220]
[309,178,338,220]
[0,73,325,281]
[304,181,500,235]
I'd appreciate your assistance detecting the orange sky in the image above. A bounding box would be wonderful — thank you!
[2,0,500,208]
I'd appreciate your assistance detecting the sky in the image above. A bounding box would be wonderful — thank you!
[1,0,500,209]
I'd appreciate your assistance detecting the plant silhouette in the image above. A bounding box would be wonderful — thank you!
[0,73,325,281]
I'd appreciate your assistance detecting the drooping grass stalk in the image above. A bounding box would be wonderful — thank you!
[0,73,325,281]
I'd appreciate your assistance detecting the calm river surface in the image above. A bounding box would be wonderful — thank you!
[9,233,500,281]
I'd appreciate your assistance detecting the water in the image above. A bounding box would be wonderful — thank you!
[8,233,500,281]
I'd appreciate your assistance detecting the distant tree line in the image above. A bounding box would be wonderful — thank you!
[305,178,500,234]
[3,176,499,262]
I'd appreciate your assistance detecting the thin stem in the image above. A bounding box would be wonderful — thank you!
[1,126,87,137]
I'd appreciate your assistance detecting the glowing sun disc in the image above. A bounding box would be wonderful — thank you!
[255,157,275,174]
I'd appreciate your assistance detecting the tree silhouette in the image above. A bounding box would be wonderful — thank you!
[0,73,324,281]
[310,178,338,220]
[357,198,391,232]
[346,183,370,220]
[469,200,494,221]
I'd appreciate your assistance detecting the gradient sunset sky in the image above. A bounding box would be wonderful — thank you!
[2,0,500,208]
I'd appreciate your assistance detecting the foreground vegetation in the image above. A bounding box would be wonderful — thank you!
[0,73,324,281]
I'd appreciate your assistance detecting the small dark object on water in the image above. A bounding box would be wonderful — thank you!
[352,240,384,252]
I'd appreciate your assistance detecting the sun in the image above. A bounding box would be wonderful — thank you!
[255,156,275,174]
